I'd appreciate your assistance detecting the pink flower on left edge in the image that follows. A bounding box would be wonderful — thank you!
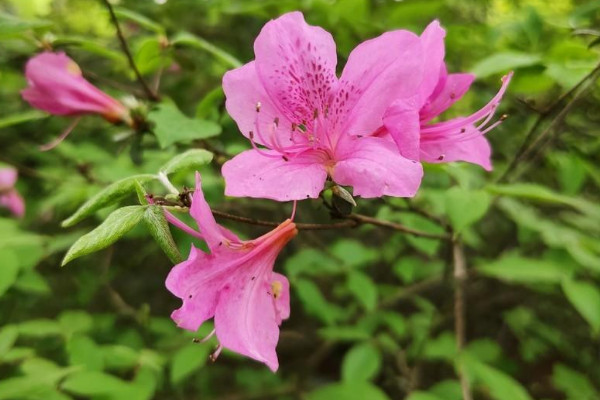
[165,172,296,371]
[383,21,513,171]
[222,12,425,201]
[0,166,25,218]
[21,52,130,124]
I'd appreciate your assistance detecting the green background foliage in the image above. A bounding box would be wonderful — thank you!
[1,0,600,399]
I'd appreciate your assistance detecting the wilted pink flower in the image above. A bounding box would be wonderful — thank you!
[22,52,130,124]
[0,167,25,218]
[222,12,424,201]
[383,21,513,171]
[165,173,296,371]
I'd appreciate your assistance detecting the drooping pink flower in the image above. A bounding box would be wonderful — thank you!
[21,52,130,124]
[165,173,296,371]
[222,12,425,201]
[0,167,25,218]
[383,21,513,171]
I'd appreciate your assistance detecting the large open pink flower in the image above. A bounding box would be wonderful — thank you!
[0,166,25,218]
[222,12,425,201]
[22,52,129,123]
[383,21,513,171]
[165,173,296,371]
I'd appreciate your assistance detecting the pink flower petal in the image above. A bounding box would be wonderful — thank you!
[253,12,338,125]
[420,72,475,122]
[333,136,423,198]
[222,149,328,201]
[0,167,17,187]
[223,61,295,147]
[418,20,446,102]
[338,29,423,136]
[383,97,422,161]
[420,125,492,171]
[190,172,239,251]
[271,272,290,324]
[22,52,127,120]
[0,191,25,218]
[165,246,224,331]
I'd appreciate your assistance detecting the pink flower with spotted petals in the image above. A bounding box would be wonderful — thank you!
[222,12,425,201]
[165,173,296,371]
[22,52,130,123]
[383,21,513,171]
[0,167,25,218]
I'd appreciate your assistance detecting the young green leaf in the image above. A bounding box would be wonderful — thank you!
[170,344,211,385]
[347,271,378,312]
[445,187,491,232]
[62,206,146,266]
[62,174,156,227]
[171,31,242,68]
[562,278,600,334]
[341,342,382,382]
[144,205,183,264]
[0,248,20,296]
[307,382,390,400]
[149,102,221,149]
[160,149,213,175]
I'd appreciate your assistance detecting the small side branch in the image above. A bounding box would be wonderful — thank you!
[101,0,159,101]
[453,238,472,400]
[211,209,450,239]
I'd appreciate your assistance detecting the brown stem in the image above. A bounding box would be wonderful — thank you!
[452,238,472,400]
[211,209,450,239]
[101,0,159,101]
[499,61,600,182]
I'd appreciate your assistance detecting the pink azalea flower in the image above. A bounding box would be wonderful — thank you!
[0,167,25,218]
[383,21,513,171]
[222,12,425,201]
[22,52,129,123]
[165,173,296,371]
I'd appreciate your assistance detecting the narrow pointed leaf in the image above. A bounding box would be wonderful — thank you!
[62,174,156,227]
[62,206,146,266]
[160,149,213,175]
[144,205,183,264]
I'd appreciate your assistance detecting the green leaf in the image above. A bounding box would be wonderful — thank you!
[0,248,20,296]
[113,7,164,34]
[171,31,242,68]
[0,110,48,129]
[0,376,51,400]
[294,279,345,326]
[471,52,541,78]
[62,174,156,227]
[445,187,491,232]
[561,279,600,334]
[423,332,456,361]
[160,149,213,175]
[170,344,211,385]
[347,271,378,311]
[102,345,139,372]
[464,356,533,400]
[62,206,146,266]
[67,335,104,371]
[477,254,572,284]
[58,310,94,336]
[341,342,382,382]
[406,393,446,400]
[60,371,133,397]
[552,364,599,400]
[0,325,18,360]
[18,319,62,338]
[149,102,222,149]
[319,326,371,342]
[307,382,390,400]
[144,205,183,263]
[488,183,600,221]
[331,239,378,268]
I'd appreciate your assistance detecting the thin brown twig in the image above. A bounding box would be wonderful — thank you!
[499,61,600,182]
[211,209,450,239]
[452,238,472,400]
[101,0,159,101]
